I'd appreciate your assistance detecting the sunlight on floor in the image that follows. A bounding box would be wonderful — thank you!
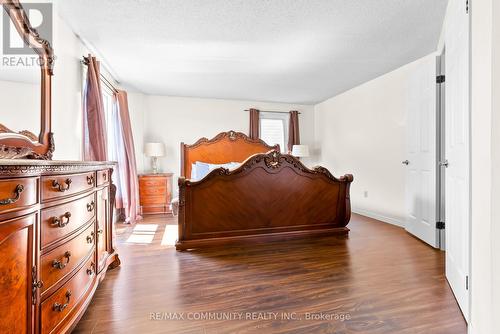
[161,225,178,246]
[126,224,158,244]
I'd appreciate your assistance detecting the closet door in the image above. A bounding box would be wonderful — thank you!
[444,0,470,321]
[404,54,438,248]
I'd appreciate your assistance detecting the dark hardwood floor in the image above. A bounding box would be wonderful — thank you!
[73,214,466,334]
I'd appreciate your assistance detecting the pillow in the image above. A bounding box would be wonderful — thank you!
[190,163,198,180]
[229,162,241,169]
[207,162,237,171]
[194,162,211,180]
[192,161,242,181]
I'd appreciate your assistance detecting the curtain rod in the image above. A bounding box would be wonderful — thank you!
[244,109,301,114]
[100,75,119,94]
[81,57,119,94]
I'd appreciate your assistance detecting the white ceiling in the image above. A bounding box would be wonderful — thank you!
[56,0,448,104]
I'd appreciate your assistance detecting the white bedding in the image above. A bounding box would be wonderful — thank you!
[190,161,241,181]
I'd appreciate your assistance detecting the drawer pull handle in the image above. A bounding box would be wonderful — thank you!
[87,175,95,185]
[87,200,95,212]
[52,251,71,269]
[103,172,107,181]
[97,228,103,235]
[87,262,96,276]
[51,212,72,228]
[86,231,95,244]
[53,290,71,312]
[52,178,72,192]
[0,184,24,206]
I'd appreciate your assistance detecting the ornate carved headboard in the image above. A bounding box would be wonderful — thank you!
[181,130,279,178]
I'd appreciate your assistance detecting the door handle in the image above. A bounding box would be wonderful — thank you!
[402,160,409,165]
[440,160,449,168]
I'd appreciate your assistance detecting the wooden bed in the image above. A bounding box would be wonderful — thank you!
[176,131,353,250]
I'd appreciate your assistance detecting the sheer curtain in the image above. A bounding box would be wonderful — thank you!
[83,55,107,161]
[108,90,141,224]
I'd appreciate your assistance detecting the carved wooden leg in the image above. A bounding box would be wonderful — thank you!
[108,254,121,270]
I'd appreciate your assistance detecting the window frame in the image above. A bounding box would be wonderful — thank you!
[259,112,289,153]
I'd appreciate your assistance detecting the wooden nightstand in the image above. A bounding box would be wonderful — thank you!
[139,173,173,215]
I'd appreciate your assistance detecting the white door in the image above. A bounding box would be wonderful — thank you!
[405,54,438,248]
[444,0,470,321]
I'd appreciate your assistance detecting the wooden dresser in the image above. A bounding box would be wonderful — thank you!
[0,160,120,334]
[139,173,173,215]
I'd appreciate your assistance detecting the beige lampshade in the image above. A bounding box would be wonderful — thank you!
[291,145,309,157]
[144,142,165,157]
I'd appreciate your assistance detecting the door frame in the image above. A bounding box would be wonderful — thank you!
[436,51,446,251]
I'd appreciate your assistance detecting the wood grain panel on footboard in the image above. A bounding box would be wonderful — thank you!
[176,151,353,250]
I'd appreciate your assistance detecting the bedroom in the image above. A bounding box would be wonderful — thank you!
[0,0,499,333]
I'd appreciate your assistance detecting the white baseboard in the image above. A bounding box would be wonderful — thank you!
[352,207,405,228]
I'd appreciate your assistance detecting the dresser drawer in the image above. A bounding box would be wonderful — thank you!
[96,169,110,186]
[40,253,96,334]
[41,193,96,248]
[139,177,166,187]
[41,172,95,202]
[0,177,38,214]
[40,222,95,295]
[141,185,167,196]
[140,195,167,205]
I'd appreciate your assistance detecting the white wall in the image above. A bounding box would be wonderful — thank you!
[314,54,436,227]
[50,5,89,160]
[139,95,314,194]
[491,0,500,328]
[127,92,146,173]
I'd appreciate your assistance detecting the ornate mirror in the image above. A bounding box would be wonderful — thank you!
[0,0,54,159]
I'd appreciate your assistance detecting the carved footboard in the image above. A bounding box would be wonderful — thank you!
[176,151,353,250]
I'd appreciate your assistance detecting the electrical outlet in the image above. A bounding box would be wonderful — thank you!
[364,191,368,198]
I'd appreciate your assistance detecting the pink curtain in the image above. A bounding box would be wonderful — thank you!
[249,108,260,139]
[110,90,141,224]
[83,55,108,161]
[287,110,300,153]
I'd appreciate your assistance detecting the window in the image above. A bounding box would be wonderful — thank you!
[81,64,118,161]
[101,85,116,160]
[101,80,125,203]
[259,112,289,153]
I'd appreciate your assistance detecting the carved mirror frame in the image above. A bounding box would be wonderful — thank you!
[0,0,55,159]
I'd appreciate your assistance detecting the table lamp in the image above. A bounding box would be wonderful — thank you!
[144,142,165,174]
[291,145,310,158]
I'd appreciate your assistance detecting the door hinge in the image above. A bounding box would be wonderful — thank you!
[31,266,43,305]
[436,75,445,84]
[466,0,469,14]
[466,275,469,290]
[436,221,445,230]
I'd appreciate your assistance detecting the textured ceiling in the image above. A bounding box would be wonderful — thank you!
[56,0,448,104]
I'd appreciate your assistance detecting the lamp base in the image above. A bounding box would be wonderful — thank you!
[151,157,159,174]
